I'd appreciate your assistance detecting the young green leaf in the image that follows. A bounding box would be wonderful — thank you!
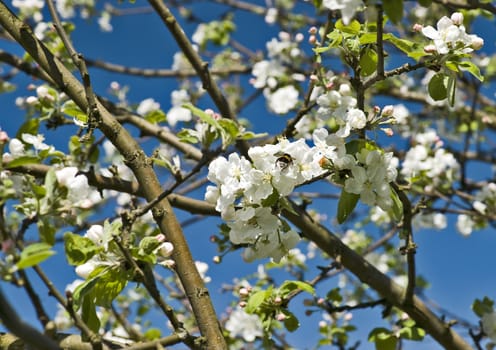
[337,190,360,224]
[64,232,101,266]
[16,242,56,269]
[383,0,404,24]
[428,73,448,101]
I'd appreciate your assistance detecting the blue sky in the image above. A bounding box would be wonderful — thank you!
[1,1,496,349]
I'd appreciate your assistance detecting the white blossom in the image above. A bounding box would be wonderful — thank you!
[55,167,100,208]
[265,85,299,114]
[323,0,363,25]
[137,98,160,116]
[456,214,474,236]
[421,12,483,54]
[167,90,192,126]
[225,307,263,342]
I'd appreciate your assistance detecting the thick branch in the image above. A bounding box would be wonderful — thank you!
[0,4,226,349]
[282,203,472,350]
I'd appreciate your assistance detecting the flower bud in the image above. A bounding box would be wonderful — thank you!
[450,12,463,25]
[276,313,286,321]
[471,36,484,50]
[381,105,394,117]
[412,23,423,32]
[308,26,318,34]
[424,44,437,53]
[239,287,250,297]
[239,301,247,308]
[212,255,221,264]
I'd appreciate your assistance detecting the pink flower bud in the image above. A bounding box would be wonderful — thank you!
[412,23,423,32]
[274,296,283,305]
[276,313,286,321]
[317,298,325,305]
[382,128,394,136]
[451,12,463,25]
[308,26,318,34]
[308,35,317,45]
[0,131,9,144]
[382,105,394,116]
[155,233,166,242]
[424,44,437,53]
[239,287,250,297]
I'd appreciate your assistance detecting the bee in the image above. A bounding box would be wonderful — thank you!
[274,152,294,171]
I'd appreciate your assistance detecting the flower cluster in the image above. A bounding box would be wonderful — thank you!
[420,12,484,54]
[206,139,324,262]
[401,129,459,186]
[456,182,496,236]
[251,32,305,115]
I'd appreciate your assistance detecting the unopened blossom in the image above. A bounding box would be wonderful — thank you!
[225,307,263,342]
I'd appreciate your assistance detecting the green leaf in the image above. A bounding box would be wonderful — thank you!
[279,280,315,297]
[5,156,41,169]
[72,272,102,309]
[325,31,343,48]
[472,297,494,317]
[458,61,484,82]
[345,139,367,155]
[447,74,457,107]
[143,328,161,341]
[282,310,299,332]
[177,129,200,144]
[144,110,166,124]
[73,266,128,308]
[326,288,343,303]
[16,243,56,269]
[81,296,100,337]
[62,100,87,124]
[64,232,101,266]
[359,48,378,76]
[428,73,448,101]
[335,19,361,35]
[383,33,416,55]
[337,190,360,224]
[245,289,271,313]
[368,328,397,350]
[390,186,403,221]
[418,0,432,7]
[16,118,40,139]
[237,131,268,140]
[383,0,403,24]
[91,267,128,307]
[38,219,56,245]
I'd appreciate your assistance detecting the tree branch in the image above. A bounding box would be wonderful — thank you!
[0,4,226,349]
